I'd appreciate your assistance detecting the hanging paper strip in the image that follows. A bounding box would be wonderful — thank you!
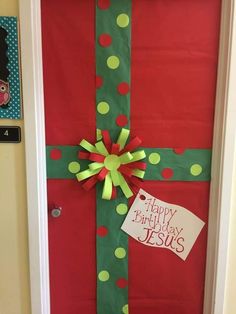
[0,17,21,119]
[96,1,131,313]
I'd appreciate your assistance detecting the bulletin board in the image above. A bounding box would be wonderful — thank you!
[0,17,21,120]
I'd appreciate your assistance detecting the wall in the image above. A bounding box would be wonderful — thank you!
[0,1,31,314]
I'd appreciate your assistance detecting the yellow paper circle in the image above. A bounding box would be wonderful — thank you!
[117,14,130,28]
[104,154,121,171]
[116,203,128,215]
[122,304,129,314]
[115,247,126,259]
[190,164,203,176]
[148,152,161,165]
[97,101,110,114]
[68,161,80,174]
[98,270,110,282]
[107,56,120,69]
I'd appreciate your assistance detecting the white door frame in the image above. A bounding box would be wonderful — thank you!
[19,0,50,313]
[19,0,236,313]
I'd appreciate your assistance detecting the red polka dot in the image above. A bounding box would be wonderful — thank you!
[96,75,103,89]
[117,82,130,95]
[97,0,110,9]
[98,34,112,47]
[97,226,108,237]
[116,278,128,288]
[50,148,62,160]
[116,114,128,127]
[173,148,185,155]
[140,194,146,200]
[161,168,174,180]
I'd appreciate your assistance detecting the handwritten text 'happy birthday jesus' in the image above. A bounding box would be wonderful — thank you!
[121,189,205,260]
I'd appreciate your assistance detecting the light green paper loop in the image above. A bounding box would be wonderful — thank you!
[110,170,120,186]
[117,128,130,150]
[119,152,133,164]
[126,150,146,163]
[132,169,145,179]
[102,173,113,200]
[96,141,109,156]
[80,139,98,153]
[89,162,105,171]
[118,173,134,198]
[77,168,100,181]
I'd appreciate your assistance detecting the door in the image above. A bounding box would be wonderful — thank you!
[41,1,221,313]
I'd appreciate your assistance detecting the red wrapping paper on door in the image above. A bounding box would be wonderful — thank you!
[42,1,221,313]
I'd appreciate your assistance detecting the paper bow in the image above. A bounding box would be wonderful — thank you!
[77,128,146,200]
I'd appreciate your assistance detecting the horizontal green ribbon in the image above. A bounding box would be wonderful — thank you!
[46,145,211,181]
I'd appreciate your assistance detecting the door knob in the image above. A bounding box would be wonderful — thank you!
[51,207,62,218]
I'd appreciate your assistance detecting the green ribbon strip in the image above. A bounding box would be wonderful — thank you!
[96,186,129,314]
[46,146,211,181]
[96,1,131,313]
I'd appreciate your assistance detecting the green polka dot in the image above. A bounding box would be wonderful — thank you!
[117,14,130,28]
[68,161,80,174]
[97,101,110,114]
[115,247,126,259]
[148,153,161,165]
[116,203,128,215]
[96,128,102,140]
[122,304,129,314]
[190,164,203,176]
[98,270,110,282]
[107,56,120,69]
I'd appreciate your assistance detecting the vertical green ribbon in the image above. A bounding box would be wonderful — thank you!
[96,1,131,313]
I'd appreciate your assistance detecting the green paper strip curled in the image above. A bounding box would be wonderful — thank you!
[117,128,130,150]
[119,152,133,164]
[127,150,146,163]
[96,141,109,156]
[89,162,104,170]
[118,172,133,198]
[102,173,113,200]
[80,139,98,153]
[110,170,120,186]
[132,169,145,179]
[76,168,100,181]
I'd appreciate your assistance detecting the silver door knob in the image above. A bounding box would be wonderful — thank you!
[51,207,62,218]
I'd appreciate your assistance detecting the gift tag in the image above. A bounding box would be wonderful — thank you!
[121,189,205,260]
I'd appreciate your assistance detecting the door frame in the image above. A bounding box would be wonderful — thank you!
[19,0,236,313]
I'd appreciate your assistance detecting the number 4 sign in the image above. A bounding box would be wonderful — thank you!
[121,189,205,260]
[0,126,21,143]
